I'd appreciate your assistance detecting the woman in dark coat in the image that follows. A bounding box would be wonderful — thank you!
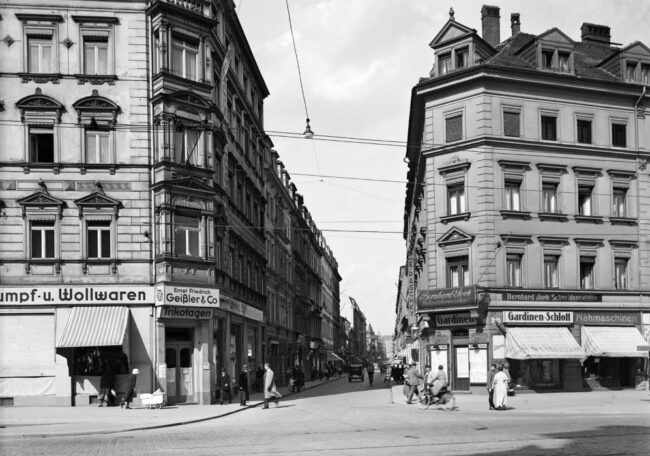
[123,368,139,409]
[98,361,115,407]
[238,365,249,406]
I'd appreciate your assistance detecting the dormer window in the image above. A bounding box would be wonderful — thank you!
[439,53,452,75]
[558,51,571,72]
[642,64,650,84]
[625,62,637,82]
[456,48,468,69]
[542,49,554,70]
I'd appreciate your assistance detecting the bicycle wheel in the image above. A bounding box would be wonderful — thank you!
[441,393,455,411]
[417,392,430,410]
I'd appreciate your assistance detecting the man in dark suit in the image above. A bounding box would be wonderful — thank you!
[405,363,423,404]
[487,363,497,410]
[219,368,231,405]
[238,365,249,406]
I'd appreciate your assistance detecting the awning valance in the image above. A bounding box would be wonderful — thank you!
[581,326,649,358]
[56,306,129,348]
[327,352,343,362]
[505,327,586,360]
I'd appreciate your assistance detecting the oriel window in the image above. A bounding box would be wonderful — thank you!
[172,38,198,81]
[174,214,200,257]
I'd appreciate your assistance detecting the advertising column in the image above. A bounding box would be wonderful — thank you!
[154,285,219,405]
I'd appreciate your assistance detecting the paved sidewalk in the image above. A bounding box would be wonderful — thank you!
[0,376,343,438]
[390,384,650,415]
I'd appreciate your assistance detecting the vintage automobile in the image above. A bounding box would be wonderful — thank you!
[347,357,364,382]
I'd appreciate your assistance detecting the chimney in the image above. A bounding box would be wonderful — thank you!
[481,5,500,48]
[510,13,520,36]
[581,23,611,46]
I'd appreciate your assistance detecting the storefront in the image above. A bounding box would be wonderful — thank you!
[497,310,586,391]
[0,284,153,406]
[154,284,219,405]
[575,312,648,388]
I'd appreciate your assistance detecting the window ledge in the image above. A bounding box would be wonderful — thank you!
[440,212,471,224]
[22,163,61,174]
[74,74,118,85]
[82,260,118,274]
[610,217,638,225]
[80,164,117,175]
[18,73,62,84]
[500,210,532,220]
[538,212,568,222]
[574,215,604,224]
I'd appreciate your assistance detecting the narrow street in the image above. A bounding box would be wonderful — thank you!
[3,379,649,455]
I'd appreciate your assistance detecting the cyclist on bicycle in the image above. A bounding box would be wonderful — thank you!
[429,365,448,400]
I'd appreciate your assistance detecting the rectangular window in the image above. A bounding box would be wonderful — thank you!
[85,130,110,163]
[577,119,592,144]
[83,37,108,75]
[506,254,522,287]
[439,53,451,75]
[455,49,468,69]
[558,51,570,72]
[447,183,466,215]
[28,37,53,73]
[174,129,201,165]
[612,123,626,147]
[542,49,554,70]
[642,64,650,85]
[578,185,593,216]
[172,38,198,80]
[29,127,54,163]
[613,188,627,217]
[543,255,559,288]
[174,215,200,257]
[503,111,520,137]
[542,183,558,213]
[625,62,637,82]
[31,221,55,259]
[541,115,557,140]
[445,114,462,142]
[87,221,111,259]
[504,182,521,211]
[614,258,628,290]
[447,257,468,287]
[579,257,595,290]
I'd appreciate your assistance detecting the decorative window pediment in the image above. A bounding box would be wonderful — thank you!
[16,88,65,123]
[72,90,121,125]
[17,181,65,218]
[437,226,474,247]
[74,186,121,219]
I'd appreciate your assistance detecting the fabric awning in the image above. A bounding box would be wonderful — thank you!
[56,306,129,348]
[327,352,343,362]
[581,326,649,358]
[505,327,586,360]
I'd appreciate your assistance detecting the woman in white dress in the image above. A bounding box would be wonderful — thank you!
[492,364,509,410]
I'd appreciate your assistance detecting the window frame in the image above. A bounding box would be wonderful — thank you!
[614,257,628,290]
[579,256,595,290]
[84,128,111,164]
[29,126,55,163]
[611,121,627,148]
[78,25,115,77]
[577,184,594,216]
[438,53,452,76]
[612,187,627,217]
[504,181,521,211]
[543,254,559,288]
[445,112,463,143]
[30,220,56,259]
[576,117,593,144]
[540,112,558,141]
[171,36,199,81]
[506,253,522,287]
[541,182,559,213]
[173,213,202,258]
[446,256,469,288]
[502,108,521,138]
[27,36,54,73]
[85,220,112,260]
[447,183,466,216]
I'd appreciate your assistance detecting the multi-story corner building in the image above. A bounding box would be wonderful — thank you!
[0,0,342,407]
[401,5,649,393]
[0,0,151,406]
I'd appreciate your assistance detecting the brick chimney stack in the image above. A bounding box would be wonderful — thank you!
[481,5,501,48]
[511,13,521,36]
[581,23,611,46]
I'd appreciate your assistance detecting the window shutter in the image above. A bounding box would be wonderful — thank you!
[503,111,520,137]
[445,115,462,142]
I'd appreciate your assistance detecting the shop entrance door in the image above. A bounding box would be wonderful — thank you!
[165,328,193,404]
[453,346,470,391]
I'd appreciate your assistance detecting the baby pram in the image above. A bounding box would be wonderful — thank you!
[140,388,166,409]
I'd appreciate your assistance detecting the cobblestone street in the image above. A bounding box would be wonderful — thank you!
[3,379,649,455]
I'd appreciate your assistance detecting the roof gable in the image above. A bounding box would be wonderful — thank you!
[620,41,650,58]
[537,28,574,45]
[430,20,476,48]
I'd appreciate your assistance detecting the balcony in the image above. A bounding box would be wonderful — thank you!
[152,0,205,14]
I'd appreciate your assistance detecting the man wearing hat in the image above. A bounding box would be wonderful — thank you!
[123,368,139,409]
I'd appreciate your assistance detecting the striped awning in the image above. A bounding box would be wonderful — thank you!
[56,306,129,348]
[581,326,649,358]
[505,327,586,361]
[327,352,343,362]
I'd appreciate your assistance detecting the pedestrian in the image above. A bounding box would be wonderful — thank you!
[366,362,375,386]
[263,362,282,409]
[296,367,305,392]
[405,363,423,404]
[219,368,232,405]
[492,364,509,410]
[486,363,497,410]
[429,365,448,397]
[98,359,115,407]
[238,365,249,406]
[122,368,138,409]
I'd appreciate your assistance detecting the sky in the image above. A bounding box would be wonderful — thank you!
[237,0,650,336]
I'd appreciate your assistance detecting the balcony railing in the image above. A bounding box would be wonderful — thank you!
[153,0,204,14]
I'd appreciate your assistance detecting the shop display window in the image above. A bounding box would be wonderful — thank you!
[72,346,128,376]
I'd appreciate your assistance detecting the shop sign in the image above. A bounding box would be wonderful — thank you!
[435,312,478,327]
[501,291,601,302]
[492,334,505,359]
[575,312,640,326]
[155,285,219,308]
[417,286,477,312]
[219,295,264,322]
[503,310,573,324]
[157,306,214,320]
[0,285,153,305]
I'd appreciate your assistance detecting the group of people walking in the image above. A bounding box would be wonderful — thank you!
[486,363,510,410]
[97,359,139,410]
